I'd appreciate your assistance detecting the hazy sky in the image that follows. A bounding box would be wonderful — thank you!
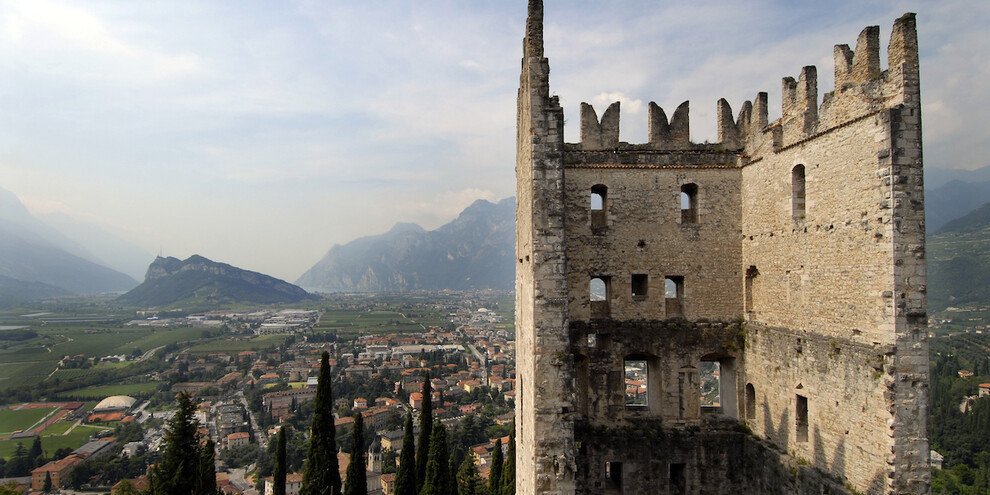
[0,0,986,282]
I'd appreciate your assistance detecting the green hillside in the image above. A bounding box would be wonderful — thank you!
[117,255,312,309]
[929,202,990,312]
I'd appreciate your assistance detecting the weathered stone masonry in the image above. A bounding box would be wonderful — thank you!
[515,2,928,494]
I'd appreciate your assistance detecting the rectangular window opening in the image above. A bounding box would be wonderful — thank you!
[700,361,721,411]
[796,394,809,442]
[631,274,648,299]
[605,461,623,491]
[669,463,686,494]
[624,359,648,407]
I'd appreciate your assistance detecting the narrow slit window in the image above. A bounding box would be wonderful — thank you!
[631,274,648,299]
[590,277,609,318]
[796,394,809,442]
[624,359,648,407]
[681,183,698,224]
[792,165,806,220]
[591,184,608,229]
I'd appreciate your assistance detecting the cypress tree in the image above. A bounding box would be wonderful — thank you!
[149,392,201,494]
[501,426,515,495]
[301,351,342,495]
[420,421,450,495]
[395,412,417,495]
[343,414,367,495]
[456,456,480,495]
[447,454,458,495]
[488,439,502,495]
[29,436,43,469]
[42,472,51,493]
[416,371,433,492]
[274,426,287,495]
[198,438,217,495]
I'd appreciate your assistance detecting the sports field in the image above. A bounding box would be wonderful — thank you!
[0,406,57,436]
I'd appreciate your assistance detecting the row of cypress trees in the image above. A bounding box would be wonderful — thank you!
[282,360,515,495]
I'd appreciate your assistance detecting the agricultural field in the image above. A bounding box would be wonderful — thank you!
[184,334,289,354]
[314,309,426,339]
[0,323,217,393]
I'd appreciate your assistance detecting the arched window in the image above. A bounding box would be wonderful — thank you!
[591,184,607,229]
[792,165,806,220]
[590,277,609,318]
[745,383,756,420]
[681,183,698,224]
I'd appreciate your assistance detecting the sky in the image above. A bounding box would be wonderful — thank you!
[0,0,987,282]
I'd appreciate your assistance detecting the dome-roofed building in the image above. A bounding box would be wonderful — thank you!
[93,395,137,412]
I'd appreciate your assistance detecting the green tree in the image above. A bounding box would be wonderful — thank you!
[149,392,203,494]
[420,421,450,495]
[456,456,481,495]
[6,442,31,477]
[199,438,218,494]
[343,414,367,495]
[447,454,458,495]
[29,436,44,469]
[274,426,287,495]
[488,438,502,495]
[42,471,52,493]
[301,351,342,495]
[395,412,417,495]
[416,371,433,492]
[114,479,141,495]
[501,426,515,495]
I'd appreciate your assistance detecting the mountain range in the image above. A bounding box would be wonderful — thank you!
[117,255,312,308]
[0,186,140,295]
[1,163,989,302]
[296,197,515,292]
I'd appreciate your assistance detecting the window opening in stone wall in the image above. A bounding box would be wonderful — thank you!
[796,394,809,442]
[745,265,759,314]
[665,276,684,317]
[745,383,756,420]
[792,165,806,220]
[591,184,608,229]
[700,360,721,412]
[624,359,648,407]
[681,183,698,224]
[590,277,609,318]
[605,461,622,491]
[631,274,648,299]
[669,463,686,494]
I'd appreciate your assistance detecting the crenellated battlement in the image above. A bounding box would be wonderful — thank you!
[573,13,919,158]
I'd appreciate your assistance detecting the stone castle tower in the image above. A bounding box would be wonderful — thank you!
[514,2,929,494]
